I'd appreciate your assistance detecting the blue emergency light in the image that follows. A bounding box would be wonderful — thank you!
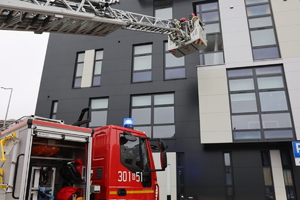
[123,118,134,129]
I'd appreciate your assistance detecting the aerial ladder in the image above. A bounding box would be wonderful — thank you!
[0,0,206,57]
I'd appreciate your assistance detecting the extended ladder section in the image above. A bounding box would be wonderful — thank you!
[0,0,207,57]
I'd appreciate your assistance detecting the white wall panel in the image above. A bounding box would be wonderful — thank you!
[81,49,95,88]
[197,66,232,144]
[271,0,300,58]
[283,58,300,139]
[153,152,177,200]
[219,0,253,67]
[270,150,287,200]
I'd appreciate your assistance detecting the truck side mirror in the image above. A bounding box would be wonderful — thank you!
[160,151,167,170]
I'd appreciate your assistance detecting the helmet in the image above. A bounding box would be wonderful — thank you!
[180,18,187,22]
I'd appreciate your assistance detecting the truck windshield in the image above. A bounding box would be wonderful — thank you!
[120,134,150,172]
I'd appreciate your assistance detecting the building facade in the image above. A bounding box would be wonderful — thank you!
[35,0,300,200]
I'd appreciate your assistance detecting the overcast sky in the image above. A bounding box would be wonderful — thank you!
[0,30,49,120]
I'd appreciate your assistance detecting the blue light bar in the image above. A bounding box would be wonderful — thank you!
[123,118,134,129]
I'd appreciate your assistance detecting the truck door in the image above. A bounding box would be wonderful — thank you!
[117,133,154,199]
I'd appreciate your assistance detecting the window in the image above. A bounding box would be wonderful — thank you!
[154,0,172,19]
[228,66,294,141]
[92,50,103,86]
[280,150,297,200]
[164,42,185,80]
[245,0,280,60]
[131,93,175,138]
[74,52,85,88]
[224,152,235,200]
[195,1,224,65]
[73,49,104,88]
[177,153,185,200]
[261,151,275,200]
[50,101,58,119]
[132,44,152,83]
[89,98,108,127]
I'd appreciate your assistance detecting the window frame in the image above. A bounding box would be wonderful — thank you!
[92,49,104,87]
[131,93,175,139]
[227,65,295,142]
[164,41,186,80]
[50,100,58,119]
[194,1,225,65]
[132,43,153,83]
[73,51,85,88]
[88,97,109,128]
[154,0,173,19]
[244,0,281,60]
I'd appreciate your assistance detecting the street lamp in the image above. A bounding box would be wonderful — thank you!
[1,87,13,128]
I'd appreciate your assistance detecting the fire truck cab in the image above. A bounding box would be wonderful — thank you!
[92,125,167,200]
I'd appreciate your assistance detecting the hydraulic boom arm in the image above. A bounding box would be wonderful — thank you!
[0,0,206,57]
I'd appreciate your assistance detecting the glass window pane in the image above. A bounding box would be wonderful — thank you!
[134,126,152,137]
[132,71,152,82]
[247,4,271,17]
[262,113,292,128]
[205,23,220,34]
[257,76,284,89]
[227,68,253,78]
[90,110,107,127]
[154,107,174,124]
[93,76,101,86]
[91,98,108,109]
[255,66,282,75]
[153,125,175,138]
[283,170,293,185]
[94,61,102,75]
[155,7,172,19]
[225,173,233,185]
[154,94,174,105]
[166,53,184,67]
[264,130,293,139]
[263,167,273,185]
[249,17,272,28]
[204,52,224,65]
[224,153,231,166]
[234,131,261,140]
[95,50,103,60]
[245,0,269,5]
[253,47,280,60]
[232,115,260,130]
[202,11,219,23]
[205,33,223,52]
[132,95,151,106]
[251,29,276,47]
[77,53,85,62]
[134,55,152,70]
[134,45,152,55]
[201,2,218,11]
[74,77,82,88]
[76,63,83,76]
[259,91,288,111]
[165,68,186,79]
[229,78,254,91]
[132,108,151,124]
[230,93,257,113]
[53,102,58,113]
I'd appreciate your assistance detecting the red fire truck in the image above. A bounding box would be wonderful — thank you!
[0,116,167,200]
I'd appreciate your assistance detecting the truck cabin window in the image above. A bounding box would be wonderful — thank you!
[120,134,150,172]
